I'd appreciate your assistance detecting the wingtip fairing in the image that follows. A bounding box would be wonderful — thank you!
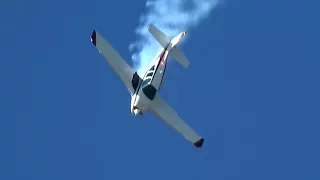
[91,30,97,46]
[193,138,204,148]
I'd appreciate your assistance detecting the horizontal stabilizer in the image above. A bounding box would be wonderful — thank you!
[169,46,189,68]
[148,24,171,48]
[148,24,190,68]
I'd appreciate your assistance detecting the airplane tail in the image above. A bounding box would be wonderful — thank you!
[148,24,190,68]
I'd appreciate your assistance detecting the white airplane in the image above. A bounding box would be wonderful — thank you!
[90,24,204,148]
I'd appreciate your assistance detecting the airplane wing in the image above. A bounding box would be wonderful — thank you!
[90,30,135,94]
[150,95,204,148]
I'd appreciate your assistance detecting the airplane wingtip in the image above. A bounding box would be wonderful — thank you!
[194,138,204,148]
[91,30,96,46]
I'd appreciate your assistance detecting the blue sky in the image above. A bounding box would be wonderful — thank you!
[0,0,319,179]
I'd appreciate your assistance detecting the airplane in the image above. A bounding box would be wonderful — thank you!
[90,24,204,148]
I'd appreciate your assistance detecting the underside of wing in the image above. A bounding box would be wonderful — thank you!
[91,30,135,94]
[150,95,204,148]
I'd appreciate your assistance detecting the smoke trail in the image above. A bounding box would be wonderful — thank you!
[129,0,220,74]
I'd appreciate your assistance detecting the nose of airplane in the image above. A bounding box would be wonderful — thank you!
[133,108,141,115]
[131,107,142,115]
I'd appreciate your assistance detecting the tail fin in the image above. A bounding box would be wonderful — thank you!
[148,24,190,68]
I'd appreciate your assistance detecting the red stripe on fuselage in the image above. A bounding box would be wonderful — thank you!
[156,49,166,64]
[153,48,166,72]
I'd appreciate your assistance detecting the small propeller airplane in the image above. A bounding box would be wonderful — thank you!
[90,24,204,148]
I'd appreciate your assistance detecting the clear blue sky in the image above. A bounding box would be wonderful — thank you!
[0,0,319,179]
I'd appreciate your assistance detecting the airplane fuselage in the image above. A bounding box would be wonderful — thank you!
[130,47,170,115]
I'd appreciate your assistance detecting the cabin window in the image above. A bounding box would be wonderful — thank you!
[150,65,155,71]
[143,85,157,100]
[146,72,153,77]
[141,78,151,87]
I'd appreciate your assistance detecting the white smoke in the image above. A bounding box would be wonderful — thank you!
[129,0,220,74]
